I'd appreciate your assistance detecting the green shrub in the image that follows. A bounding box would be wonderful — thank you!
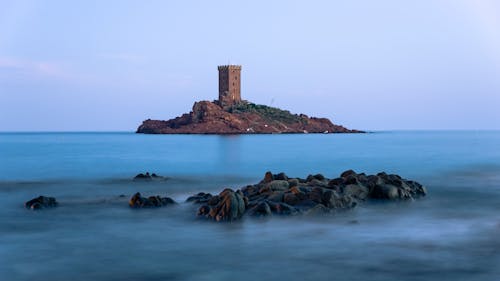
[228,102,302,123]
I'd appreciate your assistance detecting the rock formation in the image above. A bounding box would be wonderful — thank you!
[23,171,426,223]
[25,196,58,210]
[137,101,362,134]
[133,172,168,181]
[195,188,247,222]
[128,192,176,208]
[190,170,426,222]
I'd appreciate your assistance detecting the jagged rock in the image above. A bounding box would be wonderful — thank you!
[305,204,330,216]
[312,174,325,181]
[367,172,427,200]
[261,171,274,183]
[283,193,300,205]
[197,205,210,216]
[198,189,246,222]
[268,201,299,215]
[134,173,151,180]
[328,177,344,187]
[133,172,168,181]
[248,201,272,217]
[186,192,213,204]
[265,180,289,192]
[129,192,176,208]
[267,191,284,202]
[307,178,328,187]
[288,178,299,187]
[309,187,325,203]
[207,195,221,206]
[344,184,369,201]
[274,172,288,181]
[25,196,58,210]
[340,169,357,178]
[194,170,426,222]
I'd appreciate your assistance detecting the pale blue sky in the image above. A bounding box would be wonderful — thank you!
[0,0,499,131]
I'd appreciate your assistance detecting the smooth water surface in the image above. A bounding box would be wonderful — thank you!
[1,132,499,281]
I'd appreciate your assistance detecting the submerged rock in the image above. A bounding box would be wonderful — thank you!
[25,196,58,210]
[133,172,168,181]
[128,192,176,208]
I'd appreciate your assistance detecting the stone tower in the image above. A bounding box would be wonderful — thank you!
[218,65,241,106]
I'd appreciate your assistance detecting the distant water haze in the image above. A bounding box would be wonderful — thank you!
[1,132,500,280]
[1,0,500,131]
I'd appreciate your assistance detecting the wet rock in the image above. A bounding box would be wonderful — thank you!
[134,172,152,180]
[367,173,426,200]
[344,184,369,201]
[267,191,284,202]
[305,204,329,216]
[25,196,58,210]
[328,177,344,188]
[199,189,247,222]
[322,190,357,209]
[241,185,259,198]
[344,175,361,185]
[197,205,210,216]
[287,178,299,187]
[341,169,357,178]
[274,172,288,181]
[265,180,289,192]
[133,172,168,181]
[283,193,300,205]
[289,185,307,195]
[312,174,325,181]
[307,178,327,187]
[207,195,221,206]
[268,201,298,215]
[261,171,274,184]
[186,192,213,204]
[193,170,426,222]
[129,192,176,208]
[248,201,272,217]
[309,187,325,203]
[370,184,399,200]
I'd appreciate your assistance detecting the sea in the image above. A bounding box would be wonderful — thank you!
[0,131,499,281]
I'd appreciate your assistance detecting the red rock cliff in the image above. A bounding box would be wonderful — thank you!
[136,101,362,134]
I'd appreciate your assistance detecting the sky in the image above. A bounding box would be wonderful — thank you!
[0,0,499,131]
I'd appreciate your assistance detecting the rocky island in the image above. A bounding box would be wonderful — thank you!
[137,65,362,134]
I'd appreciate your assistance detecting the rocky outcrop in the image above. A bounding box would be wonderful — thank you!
[137,101,362,134]
[128,192,176,208]
[188,170,426,222]
[196,189,247,222]
[133,172,168,181]
[25,196,58,210]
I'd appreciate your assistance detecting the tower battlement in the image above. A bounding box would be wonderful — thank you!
[218,65,241,106]
[218,65,242,71]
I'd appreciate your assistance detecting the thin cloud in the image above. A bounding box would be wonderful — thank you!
[0,56,67,78]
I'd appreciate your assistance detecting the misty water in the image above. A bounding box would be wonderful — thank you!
[1,132,499,281]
